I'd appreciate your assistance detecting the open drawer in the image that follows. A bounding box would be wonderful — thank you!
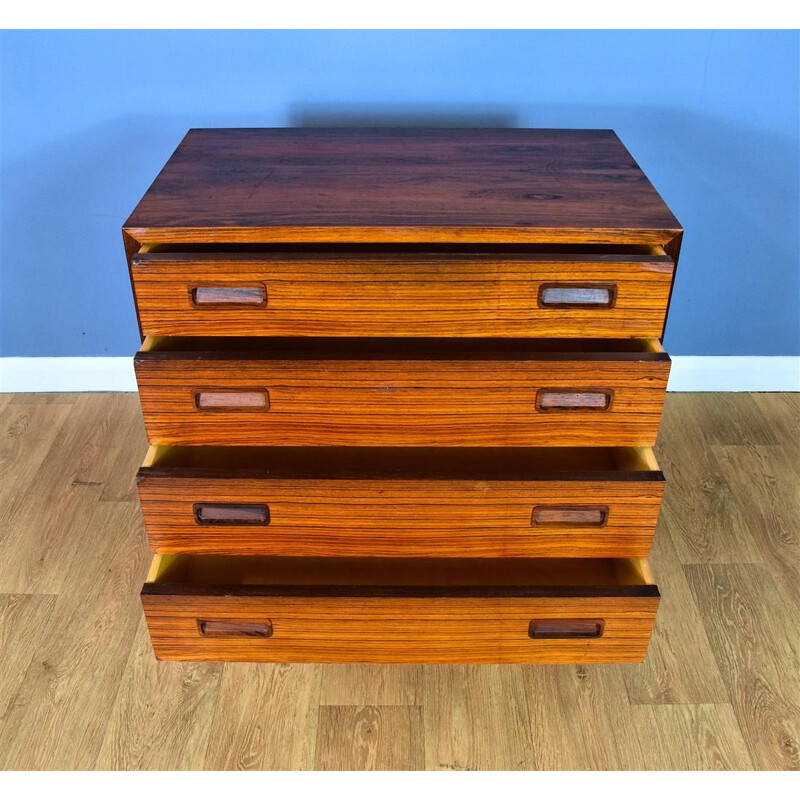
[138,445,664,558]
[129,243,674,339]
[134,337,670,447]
[141,555,660,663]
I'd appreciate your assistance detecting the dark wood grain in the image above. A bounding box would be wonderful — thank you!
[134,338,670,447]
[137,446,664,558]
[197,619,273,638]
[532,506,609,526]
[130,248,674,339]
[122,128,682,245]
[193,503,270,525]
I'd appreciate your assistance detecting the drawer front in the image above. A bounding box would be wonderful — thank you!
[141,592,659,664]
[134,350,670,447]
[130,250,674,338]
[138,476,664,558]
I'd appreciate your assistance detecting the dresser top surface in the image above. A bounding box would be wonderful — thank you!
[123,128,681,244]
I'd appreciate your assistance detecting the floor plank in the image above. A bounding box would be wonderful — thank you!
[633,704,755,769]
[522,664,647,769]
[750,393,800,449]
[621,520,728,705]
[684,563,800,770]
[0,500,146,769]
[314,706,424,770]
[422,665,532,770]
[99,410,148,502]
[655,396,763,564]
[320,665,422,706]
[203,663,322,770]
[0,593,59,732]
[8,393,79,405]
[0,395,145,594]
[0,399,74,525]
[668,393,779,446]
[95,619,223,770]
[711,443,800,606]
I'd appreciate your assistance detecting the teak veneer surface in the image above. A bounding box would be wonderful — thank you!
[122,128,682,245]
[141,594,659,664]
[141,555,658,663]
[130,246,674,339]
[134,338,670,447]
[137,446,664,557]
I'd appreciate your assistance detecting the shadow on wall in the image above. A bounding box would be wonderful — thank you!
[290,104,519,128]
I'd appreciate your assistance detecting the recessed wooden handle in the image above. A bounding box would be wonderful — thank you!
[198,619,273,638]
[532,505,608,527]
[529,619,604,639]
[539,284,615,308]
[195,390,269,410]
[194,503,270,525]
[537,389,612,411]
[192,286,266,306]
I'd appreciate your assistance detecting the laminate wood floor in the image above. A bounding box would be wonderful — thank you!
[0,392,797,770]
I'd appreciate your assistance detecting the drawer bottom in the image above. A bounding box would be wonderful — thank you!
[141,556,659,664]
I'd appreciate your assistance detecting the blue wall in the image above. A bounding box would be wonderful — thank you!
[1,30,798,356]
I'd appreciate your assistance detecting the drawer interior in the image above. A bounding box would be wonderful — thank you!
[138,335,666,358]
[140,444,661,479]
[137,242,667,258]
[144,554,656,592]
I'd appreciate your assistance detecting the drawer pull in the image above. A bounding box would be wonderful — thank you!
[532,505,608,527]
[529,619,604,639]
[195,390,269,410]
[537,389,612,411]
[198,619,273,638]
[191,286,266,306]
[194,503,270,526]
[539,284,616,308]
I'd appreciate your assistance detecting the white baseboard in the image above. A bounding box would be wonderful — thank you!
[0,357,138,393]
[0,356,798,393]
[667,356,799,391]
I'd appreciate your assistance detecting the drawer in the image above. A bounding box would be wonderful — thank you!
[141,555,660,663]
[138,445,664,558]
[134,337,670,447]
[129,244,674,339]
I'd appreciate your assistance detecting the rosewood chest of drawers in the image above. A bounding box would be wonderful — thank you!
[124,128,682,664]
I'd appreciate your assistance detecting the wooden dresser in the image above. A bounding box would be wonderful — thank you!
[124,128,682,664]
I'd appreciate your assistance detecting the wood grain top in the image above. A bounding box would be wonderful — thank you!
[123,128,682,244]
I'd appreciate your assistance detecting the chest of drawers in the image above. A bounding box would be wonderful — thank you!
[124,128,682,664]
